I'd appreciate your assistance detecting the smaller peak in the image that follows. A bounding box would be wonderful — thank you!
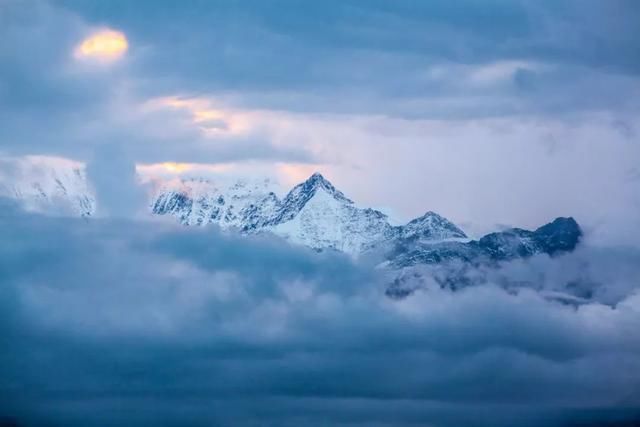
[415,211,442,220]
[535,216,581,234]
[402,211,467,239]
[535,216,581,237]
[533,216,582,255]
[406,211,448,226]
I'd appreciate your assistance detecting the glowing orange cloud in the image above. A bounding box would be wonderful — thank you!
[75,29,128,61]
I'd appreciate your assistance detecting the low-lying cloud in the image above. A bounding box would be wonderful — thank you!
[1,204,640,426]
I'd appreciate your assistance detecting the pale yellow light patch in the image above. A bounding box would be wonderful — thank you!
[144,96,251,136]
[75,29,128,61]
[136,162,235,178]
[161,162,192,173]
[192,109,225,123]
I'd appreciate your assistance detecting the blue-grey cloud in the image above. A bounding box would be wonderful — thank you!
[1,206,640,426]
[85,144,145,217]
[0,0,316,164]
[46,0,640,117]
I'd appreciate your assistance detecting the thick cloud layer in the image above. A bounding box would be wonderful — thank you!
[1,206,640,426]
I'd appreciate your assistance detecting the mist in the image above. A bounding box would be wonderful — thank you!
[1,205,639,427]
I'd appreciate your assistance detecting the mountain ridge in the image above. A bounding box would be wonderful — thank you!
[1,164,582,275]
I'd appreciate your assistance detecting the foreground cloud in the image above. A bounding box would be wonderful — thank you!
[1,205,639,426]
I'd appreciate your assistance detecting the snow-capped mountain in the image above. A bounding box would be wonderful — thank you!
[385,217,582,298]
[0,159,582,274]
[267,173,396,253]
[388,217,581,268]
[151,172,466,254]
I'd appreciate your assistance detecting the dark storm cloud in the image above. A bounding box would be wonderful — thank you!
[1,206,640,426]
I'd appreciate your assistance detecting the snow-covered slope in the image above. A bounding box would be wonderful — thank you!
[150,172,465,255]
[398,211,467,242]
[268,173,395,253]
[0,160,581,268]
[0,157,94,217]
[150,177,279,229]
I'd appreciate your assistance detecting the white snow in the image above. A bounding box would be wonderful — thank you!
[1,159,467,256]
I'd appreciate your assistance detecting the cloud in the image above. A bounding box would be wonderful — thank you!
[1,2,639,425]
[1,0,638,241]
[1,207,640,426]
[74,28,128,62]
[46,0,640,118]
[0,0,317,166]
[85,144,145,218]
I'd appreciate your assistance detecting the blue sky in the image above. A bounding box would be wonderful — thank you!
[1,0,639,238]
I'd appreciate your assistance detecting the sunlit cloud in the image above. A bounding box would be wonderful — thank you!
[158,162,192,173]
[136,162,235,179]
[276,163,326,187]
[145,96,251,136]
[136,160,329,195]
[74,29,128,61]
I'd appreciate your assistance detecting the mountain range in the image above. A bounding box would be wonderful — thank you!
[1,164,582,296]
[151,172,470,255]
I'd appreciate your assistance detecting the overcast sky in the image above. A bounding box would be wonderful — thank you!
[3,2,640,426]
[1,0,639,239]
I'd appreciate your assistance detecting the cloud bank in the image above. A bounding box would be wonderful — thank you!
[1,206,640,427]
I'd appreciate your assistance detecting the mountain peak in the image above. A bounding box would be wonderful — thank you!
[272,172,352,224]
[533,216,582,255]
[412,211,444,221]
[308,171,326,181]
[400,210,467,240]
[296,172,350,201]
[303,172,335,190]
